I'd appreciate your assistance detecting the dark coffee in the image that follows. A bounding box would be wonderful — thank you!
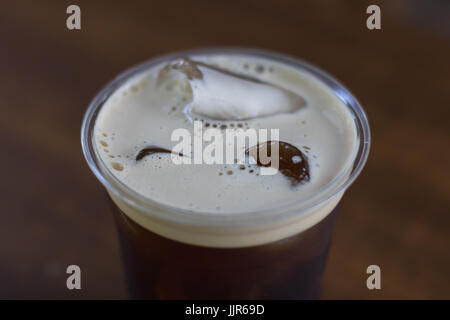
[110,196,339,299]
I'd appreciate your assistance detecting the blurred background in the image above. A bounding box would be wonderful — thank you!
[1,0,449,299]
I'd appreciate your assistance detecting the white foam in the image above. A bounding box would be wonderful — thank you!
[94,53,359,247]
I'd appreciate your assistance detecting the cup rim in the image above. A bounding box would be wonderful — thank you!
[81,47,371,228]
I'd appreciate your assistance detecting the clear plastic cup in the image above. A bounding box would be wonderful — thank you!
[81,48,370,299]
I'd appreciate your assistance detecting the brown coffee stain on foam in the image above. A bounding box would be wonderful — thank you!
[135,146,182,161]
[111,162,123,171]
[246,141,310,186]
[102,133,107,137]
[100,140,108,147]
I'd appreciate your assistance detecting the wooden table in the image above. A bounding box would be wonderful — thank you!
[1,0,449,299]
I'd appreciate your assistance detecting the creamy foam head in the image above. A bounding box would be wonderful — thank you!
[92,51,360,247]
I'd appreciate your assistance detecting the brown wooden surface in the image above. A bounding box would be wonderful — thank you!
[1,0,449,299]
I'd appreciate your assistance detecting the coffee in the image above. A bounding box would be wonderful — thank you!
[82,48,370,298]
[112,198,339,299]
